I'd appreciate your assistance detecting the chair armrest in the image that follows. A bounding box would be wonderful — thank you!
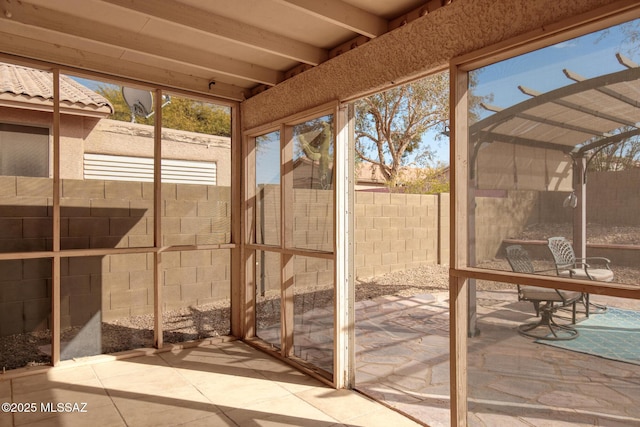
[532,267,558,274]
[576,256,611,269]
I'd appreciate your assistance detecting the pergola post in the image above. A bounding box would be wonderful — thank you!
[573,156,587,258]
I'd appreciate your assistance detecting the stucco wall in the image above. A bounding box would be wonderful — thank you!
[241,0,619,130]
[85,120,232,187]
[0,107,231,186]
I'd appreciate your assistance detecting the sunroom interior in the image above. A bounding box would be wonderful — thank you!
[1,0,640,426]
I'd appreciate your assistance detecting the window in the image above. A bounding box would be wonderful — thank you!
[0,123,49,177]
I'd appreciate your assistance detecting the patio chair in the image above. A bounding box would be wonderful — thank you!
[505,245,581,340]
[547,236,613,317]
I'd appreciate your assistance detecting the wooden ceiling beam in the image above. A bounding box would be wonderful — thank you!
[2,0,282,86]
[275,0,388,38]
[0,31,248,101]
[100,0,328,65]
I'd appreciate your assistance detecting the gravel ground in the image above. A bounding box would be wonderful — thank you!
[2,222,638,372]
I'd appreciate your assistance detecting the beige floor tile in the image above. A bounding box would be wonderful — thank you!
[11,366,98,395]
[90,355,170,380]
[171,365,263,389]
[345,407,423,427]
[12,379,113,426]
[108,382,211,414]
[258,367,325,394]
[14,380,111,405]
[223,394,338,427]
[99,365,190,394]
[296,387,388,423]
[163,348,265,379]
[14,403,125,427]
[0,381,10,400]
[121,407,218,427]
[113,395,219,427]
[194,377,291,408]
[0,342,423,426]
[0,413,13,427]
[160,346,230,364]
[174,412,235,426]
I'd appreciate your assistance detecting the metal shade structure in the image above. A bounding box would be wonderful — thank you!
[470,53,640,192]
[466,54,640,336]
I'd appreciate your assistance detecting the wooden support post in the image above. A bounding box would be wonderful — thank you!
[282,124,294,356]
[450,275,468,427]
[51,69,61,366]
[231,103,246,338]
[282,253,294,357]
[153,88,163,349]
[334,103,355,388]
[450,62,469,425]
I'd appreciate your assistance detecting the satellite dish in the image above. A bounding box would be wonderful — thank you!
[122,87,153,122]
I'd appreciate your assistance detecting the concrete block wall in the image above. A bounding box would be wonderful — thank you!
[438,193,450,264]
[0,177,231,253]
[355,192,440,279]
[293,189,333,252]
[256,184,281,245]
[0,259,51,336]
[587,169,640,226]
[3,170,636,336]
[257,188,447,289]
[0,177,231,337]
[61,179,154,249]
[1,249,231,336]
[161,249,231,312]
[536,169,640,226]
[474,191,538,262]
[0,176,52,252]
[162,183,231,246]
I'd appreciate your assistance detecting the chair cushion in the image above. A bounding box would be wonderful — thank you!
[520,286,581,302]
[558,268,614,282]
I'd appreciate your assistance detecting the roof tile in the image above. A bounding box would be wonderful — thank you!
[0,62,113,112]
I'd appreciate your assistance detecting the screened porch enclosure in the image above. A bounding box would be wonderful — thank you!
[247,109,341,381]
[0,69,234,370]
[2,1,640,426]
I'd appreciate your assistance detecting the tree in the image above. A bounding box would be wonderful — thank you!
[96,85,231,137]
[398,164,450,194]
[588,133,640,172]
[589,21,640,171]
[294,118,333,189]
[354,73,449,187]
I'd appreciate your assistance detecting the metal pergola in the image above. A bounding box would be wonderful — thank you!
[466,54,640,334]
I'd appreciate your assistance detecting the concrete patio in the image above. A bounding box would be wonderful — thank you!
[355,290,640,427]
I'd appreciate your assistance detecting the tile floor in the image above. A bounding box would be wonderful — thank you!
[0,340,421,427]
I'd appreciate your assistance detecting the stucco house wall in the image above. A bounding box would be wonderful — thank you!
[1,106,231,185]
